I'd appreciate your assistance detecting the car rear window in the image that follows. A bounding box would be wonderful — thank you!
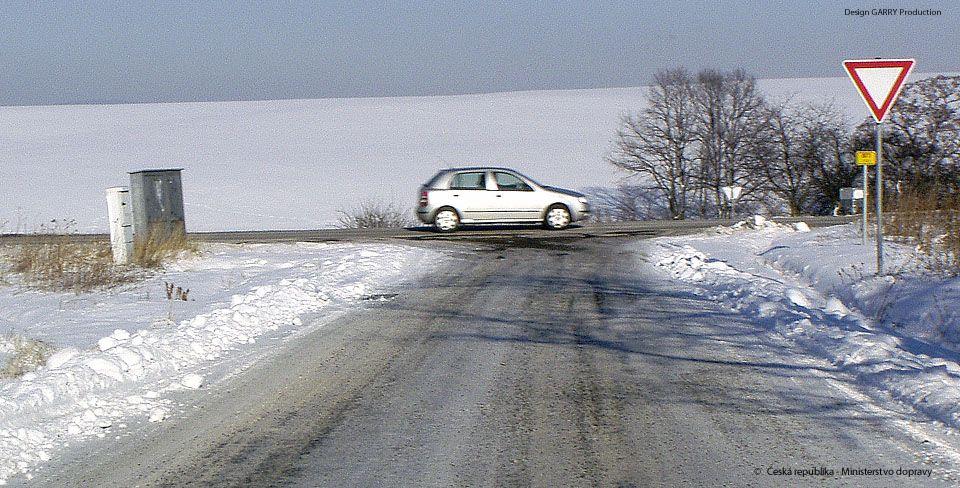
[424,172,445,189]
[450,172,486,190]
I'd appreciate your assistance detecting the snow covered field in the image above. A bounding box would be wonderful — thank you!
[0,242,443,484]
[0,75,898,233]
[645,219,960,433]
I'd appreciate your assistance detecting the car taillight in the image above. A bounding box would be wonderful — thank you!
[418,190,429,207]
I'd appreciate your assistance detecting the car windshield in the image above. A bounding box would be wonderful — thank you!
[512,171,540,187]
[494,172,532,191]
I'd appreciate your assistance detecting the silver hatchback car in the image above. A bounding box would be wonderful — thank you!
[416,167,590,231]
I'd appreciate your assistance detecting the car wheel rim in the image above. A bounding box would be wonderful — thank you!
[547,208,570,228]
[436,210,458,231]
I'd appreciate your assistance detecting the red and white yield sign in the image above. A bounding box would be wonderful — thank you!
[842,59,915,122]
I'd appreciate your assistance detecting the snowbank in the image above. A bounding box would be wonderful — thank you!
[646,219,960,432]
[0,242,442,484]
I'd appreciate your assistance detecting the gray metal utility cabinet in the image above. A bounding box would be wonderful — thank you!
[129,169,186,243]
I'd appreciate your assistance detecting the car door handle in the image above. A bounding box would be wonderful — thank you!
[496,194,502,197]
[452,194,459,197]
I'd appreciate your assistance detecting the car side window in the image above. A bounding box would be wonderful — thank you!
[494,172,532,191]
[450,172,486,190]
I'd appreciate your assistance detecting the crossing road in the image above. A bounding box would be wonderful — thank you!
[0,215,854,245]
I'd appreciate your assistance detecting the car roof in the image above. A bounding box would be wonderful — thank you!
[441,167,521,173]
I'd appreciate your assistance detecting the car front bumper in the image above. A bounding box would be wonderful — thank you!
[572,203,591,221]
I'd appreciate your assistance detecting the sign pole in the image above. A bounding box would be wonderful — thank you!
[862,162,868,245]
[875,121,884,275]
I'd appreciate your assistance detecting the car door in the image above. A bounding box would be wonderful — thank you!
[448,171,494,221]
[492,171,541,221]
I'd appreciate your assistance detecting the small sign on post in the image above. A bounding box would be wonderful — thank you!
[855,151,877,166]
[843,58,915,274]
[839,188,859,200]
[840,186,867,243]
[854,151,876,246]
[721,185,743,218]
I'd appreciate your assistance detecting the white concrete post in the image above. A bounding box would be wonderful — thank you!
[106,187,134,264]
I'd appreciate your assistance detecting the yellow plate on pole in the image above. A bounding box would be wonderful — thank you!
[856,150,877,166]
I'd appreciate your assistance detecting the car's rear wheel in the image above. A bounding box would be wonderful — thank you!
[544,204,571,230]
[434,208,460,232]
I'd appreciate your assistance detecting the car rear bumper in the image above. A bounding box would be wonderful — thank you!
[415,207,433,224]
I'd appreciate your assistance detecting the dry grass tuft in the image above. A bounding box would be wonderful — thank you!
[0,247,10,286]
[133,227,198,268]
[0,334,55,379]
[336,202,412,229]
[887,190,960,276]
[9,220,138,292]
[4,221,198,293]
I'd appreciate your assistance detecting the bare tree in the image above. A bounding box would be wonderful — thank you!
[754,101,852,215]
[801,104,858,214]
[693,69,768,218]
[610,67,829,218]
[608,69,698,219]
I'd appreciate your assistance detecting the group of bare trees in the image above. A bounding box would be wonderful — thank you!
[755,101,856,215]
[609,68,776,219]
[852,75,960,198]
[608,68,960,219]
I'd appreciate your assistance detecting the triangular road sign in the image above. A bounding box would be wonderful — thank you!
[842,59,915,122]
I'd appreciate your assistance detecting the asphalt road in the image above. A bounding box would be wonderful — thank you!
[34,233,955,487]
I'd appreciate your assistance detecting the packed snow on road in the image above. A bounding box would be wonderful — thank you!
[0,242,442,484]
[643,218,960,437]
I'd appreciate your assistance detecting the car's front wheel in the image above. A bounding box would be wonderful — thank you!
[544,204,571,230]
[434,208,460,232]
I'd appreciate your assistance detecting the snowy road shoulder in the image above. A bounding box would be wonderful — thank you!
[640,218,960,434]
[0,242,445,485]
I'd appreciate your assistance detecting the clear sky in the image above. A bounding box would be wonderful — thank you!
[0,0,956,106]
